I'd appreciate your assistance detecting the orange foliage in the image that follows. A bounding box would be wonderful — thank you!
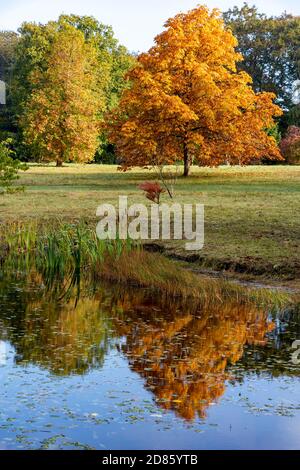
[108,6,283,176]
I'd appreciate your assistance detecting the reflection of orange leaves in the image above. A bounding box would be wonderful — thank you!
[3,279,275,422]
[113,295,274,421]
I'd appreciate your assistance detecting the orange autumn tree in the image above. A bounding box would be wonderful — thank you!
[22,25,103,166]
[108,6,283,177]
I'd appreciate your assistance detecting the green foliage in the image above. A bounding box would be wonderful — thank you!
[9,15,135,162]
[94,134,117,163]
[267,124,281,145]
[55,15,135,162]
[286,104,300,127]
[223,3,300,109]
[0,138,28,193]
[0,31,19,138]
[57,15,136,109]
[1,221,133,278]
[0,31,18,73]
[21,25,103,165]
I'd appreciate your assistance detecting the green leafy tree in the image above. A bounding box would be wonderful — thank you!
[0,31,19,139]
[57,15,135,162]
[21,26,103,166]
[58,15,135,109]
[282,104,300,131]
[9,22,58,159]
[223,3,300,109]
[11,15,135,162]
[0,31,18,83]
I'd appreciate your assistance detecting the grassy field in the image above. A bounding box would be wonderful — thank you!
[1,164,299,281]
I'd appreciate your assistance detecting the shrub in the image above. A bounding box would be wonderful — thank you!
[0,138,28,193]
[280,126,300,165]
[139,181,165,204]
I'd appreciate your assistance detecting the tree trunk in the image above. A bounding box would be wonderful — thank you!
[183,143,190,177]
[56,158,63,167]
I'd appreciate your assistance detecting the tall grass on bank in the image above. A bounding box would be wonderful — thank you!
[0,221,133,277]
[0,221,295,310]
[99,249,294,310]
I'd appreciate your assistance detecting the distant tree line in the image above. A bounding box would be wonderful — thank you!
[223,2,300,130]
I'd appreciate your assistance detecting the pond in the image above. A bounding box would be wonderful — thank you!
[0,272,299,450]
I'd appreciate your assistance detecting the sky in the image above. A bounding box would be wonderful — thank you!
[0,0,299,52]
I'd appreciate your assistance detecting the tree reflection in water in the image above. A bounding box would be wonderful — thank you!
[109,290,274,420]
[0,273,277,420]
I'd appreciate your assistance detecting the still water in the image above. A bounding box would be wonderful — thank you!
[0,273,299,450]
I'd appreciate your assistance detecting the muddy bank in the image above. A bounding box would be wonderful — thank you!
[143,242,300,293]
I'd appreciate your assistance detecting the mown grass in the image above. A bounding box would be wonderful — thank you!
[0,164,299,280]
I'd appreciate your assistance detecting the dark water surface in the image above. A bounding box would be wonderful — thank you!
[0,273,299,450]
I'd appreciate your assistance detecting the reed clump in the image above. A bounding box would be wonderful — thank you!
[0,221,132,277]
